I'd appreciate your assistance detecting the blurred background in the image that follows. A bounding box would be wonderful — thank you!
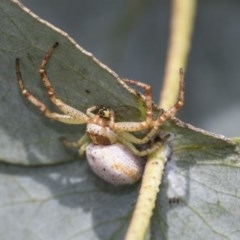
[20,0,240,137]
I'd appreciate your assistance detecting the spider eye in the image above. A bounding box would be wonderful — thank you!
[98,107,111,119]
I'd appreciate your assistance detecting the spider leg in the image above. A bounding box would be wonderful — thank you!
[119,126,159,144]
[109,79,154,132]
[110,70,184,132]
[109,111,151,132]
[38,42,89,123]
[61,134,90,155]
[153,68,184,127]
[15,58,87,124]
[86,106,98,117]
[120,138,162,157]
[122,79,153,123]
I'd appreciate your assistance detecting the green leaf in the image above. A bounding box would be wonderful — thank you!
[0,0,146,166]
[155,119,240,240]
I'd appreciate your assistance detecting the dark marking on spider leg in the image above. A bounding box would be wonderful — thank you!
[15,58,24,89]
[39,42,60,100]
[40,42,59,69]
[178,68,185,108]
[154,68,185,127]
[122,79,153,124]
[15,58,51,113]
[39,68,55,98]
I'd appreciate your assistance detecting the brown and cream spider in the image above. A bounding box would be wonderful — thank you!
[15,42,184,185]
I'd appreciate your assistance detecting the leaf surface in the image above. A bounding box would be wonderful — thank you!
[0,0,145,165]
[154,119,240,240]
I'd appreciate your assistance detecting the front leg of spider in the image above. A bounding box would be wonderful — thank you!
[15,42,184,186]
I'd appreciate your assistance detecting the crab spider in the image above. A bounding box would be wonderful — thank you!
[15,42,184,185]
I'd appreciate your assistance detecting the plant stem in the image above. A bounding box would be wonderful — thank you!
[125,0,197,239]
[124,145,168,240]
[159,0,197,109]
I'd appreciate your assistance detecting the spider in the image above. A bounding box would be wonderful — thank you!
[15,42,184,185]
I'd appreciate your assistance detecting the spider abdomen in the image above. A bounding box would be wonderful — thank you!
[86,143,143,185]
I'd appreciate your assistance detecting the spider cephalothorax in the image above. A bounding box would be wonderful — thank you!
[86,106,118,146]
[15,42,184,185]
[98,106,111,119]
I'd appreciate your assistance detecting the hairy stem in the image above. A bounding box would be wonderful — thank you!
[124,145,168,240]
[159,0,197,110]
